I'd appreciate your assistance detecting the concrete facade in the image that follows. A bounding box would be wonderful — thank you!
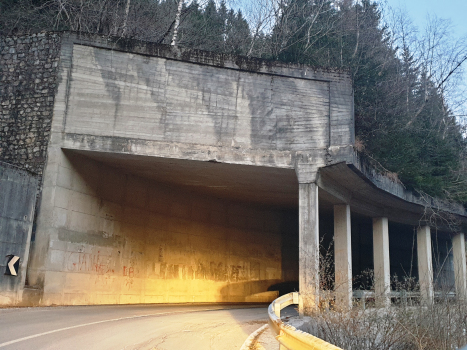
[1,31,467,308]
[0,162,38,304]
[22,32,354,305]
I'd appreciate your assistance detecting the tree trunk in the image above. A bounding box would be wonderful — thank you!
[122,0,131,36]
[171,0,184,46]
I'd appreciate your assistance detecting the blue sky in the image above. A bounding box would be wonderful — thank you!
[383,0,467,38]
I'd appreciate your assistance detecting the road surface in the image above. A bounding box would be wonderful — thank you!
[0,304,276,350]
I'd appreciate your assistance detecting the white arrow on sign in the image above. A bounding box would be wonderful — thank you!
[7,256,20,276]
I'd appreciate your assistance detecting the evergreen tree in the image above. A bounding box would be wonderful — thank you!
[1,0,465,203]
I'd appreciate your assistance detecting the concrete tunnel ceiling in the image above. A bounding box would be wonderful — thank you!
[65,149,305,208]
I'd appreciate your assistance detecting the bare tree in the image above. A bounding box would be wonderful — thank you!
[171,0,184,46]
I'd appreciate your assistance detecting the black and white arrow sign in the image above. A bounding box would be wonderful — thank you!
[5,255,20,276]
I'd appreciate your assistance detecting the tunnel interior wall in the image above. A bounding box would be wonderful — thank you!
[28,151,291,305]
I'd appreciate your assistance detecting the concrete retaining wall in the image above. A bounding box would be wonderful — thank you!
[0,162,38,305]
[0,33,61,176]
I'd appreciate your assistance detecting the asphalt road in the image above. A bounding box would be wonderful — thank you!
[0,304,276,350]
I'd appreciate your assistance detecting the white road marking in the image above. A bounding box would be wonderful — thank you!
[0,307,233,348]
[239,324,268,350]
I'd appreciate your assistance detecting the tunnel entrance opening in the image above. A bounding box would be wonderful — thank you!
[33,148,305,305]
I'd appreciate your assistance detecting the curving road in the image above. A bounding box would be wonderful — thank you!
[0,304,275,350]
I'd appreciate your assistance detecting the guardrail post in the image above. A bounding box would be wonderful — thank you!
[401,290,407,307]
[354,290,366,310]
[274,301,281,318]
[293,292,299,305]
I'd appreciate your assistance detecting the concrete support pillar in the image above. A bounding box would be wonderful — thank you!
[373,217,390,307]
[452,233,467,300]
[417,225,434,304]
[334,204,352,310]
[298,183,319,315]
[417,226,434,303]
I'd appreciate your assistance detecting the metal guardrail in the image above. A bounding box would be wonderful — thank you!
[268,292,343,350]
[269,291,460,349]
[353,290,457,309]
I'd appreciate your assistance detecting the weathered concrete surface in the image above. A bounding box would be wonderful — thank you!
[22,32,354,306]
[298,183,319,314]
[333,204,352,310]
[66,44,329,152]
[373,217,390,307]
[417,225,434,304]
[452,233,467,300]
[0,162,38,305]
[58,38,354,170]
[28,152,291,305]
[7,32,465,309]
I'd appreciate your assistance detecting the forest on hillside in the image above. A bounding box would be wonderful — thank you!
[1,0,467,206]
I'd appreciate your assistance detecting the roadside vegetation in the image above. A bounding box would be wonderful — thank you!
[289,241,467,350]
[1,0,467,205]
[308,296,467,350]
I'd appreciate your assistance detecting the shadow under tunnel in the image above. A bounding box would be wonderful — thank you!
[32,148,304,305]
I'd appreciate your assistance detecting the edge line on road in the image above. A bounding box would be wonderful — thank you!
[239,324,268,350]
[0,306,260,348]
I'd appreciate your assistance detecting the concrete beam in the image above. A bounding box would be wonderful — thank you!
[373,217,390,307]
[299,183,319,315]
[452,233,467,301]
[334,204,352,310]
[417,226,434,304]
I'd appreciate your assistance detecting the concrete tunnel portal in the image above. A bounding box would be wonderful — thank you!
[3,32,465,307]
[36,149,459,305]
[44,149,303,304]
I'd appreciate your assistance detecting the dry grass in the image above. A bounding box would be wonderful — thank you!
[304,296,467,350]
[296,241,467,350]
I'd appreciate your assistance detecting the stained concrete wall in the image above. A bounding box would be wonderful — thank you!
[56,33,354,173]
[65,44,331,151]
[28,151,289,305]
[18,32,353,305]
[0,162,37,304]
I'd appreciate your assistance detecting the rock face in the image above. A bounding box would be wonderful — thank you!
[0,33,62,177]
